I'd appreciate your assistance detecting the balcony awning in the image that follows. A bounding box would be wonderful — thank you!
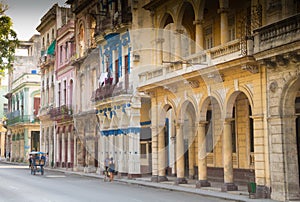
[47,40,56,55]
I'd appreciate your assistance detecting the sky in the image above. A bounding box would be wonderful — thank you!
[5,0,68,41]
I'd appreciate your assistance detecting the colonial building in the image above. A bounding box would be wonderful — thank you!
[65,0,100,172]
[137,0,300,201]
[5,35,41,162]
[50,8,75,169]
[35,0,300,201]
[65,0,151,177]
[37,4,72,168]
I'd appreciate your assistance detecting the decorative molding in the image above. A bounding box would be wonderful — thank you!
[206,73,224,82]
[188,79,200,88]
[164,85,177,93]
[276,55,288,66]
[241,63,259,74]
[269,81,278,93]
[288,52,300,63]
[263,58,276,69]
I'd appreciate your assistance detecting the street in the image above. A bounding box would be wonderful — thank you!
[0,162,231,202]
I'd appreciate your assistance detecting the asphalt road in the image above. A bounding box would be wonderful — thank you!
[0,162,230,202]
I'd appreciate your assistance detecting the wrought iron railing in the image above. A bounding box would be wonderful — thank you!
[48,105,73,119]
[91,79,133,102]
[6,115,40,125]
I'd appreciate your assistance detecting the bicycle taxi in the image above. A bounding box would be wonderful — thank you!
[29,151,46,175]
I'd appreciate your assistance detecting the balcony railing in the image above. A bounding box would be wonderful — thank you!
[48,105,73,119]
[39,54,55,67]
[7,115,40,125]
[138,39,243,87]
[6,110,20,120]
[96,9,132,35]
[254,13,300,53]
[91,79,133,102]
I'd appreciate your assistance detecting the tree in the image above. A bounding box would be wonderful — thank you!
[0,2,18,74]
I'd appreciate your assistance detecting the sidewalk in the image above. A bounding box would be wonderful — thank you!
[1,159,276,202]
[47,167,277,202]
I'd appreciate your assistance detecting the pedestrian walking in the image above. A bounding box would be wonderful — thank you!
[108,157,115,182]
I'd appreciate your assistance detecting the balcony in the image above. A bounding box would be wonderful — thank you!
[39,54,55,68]
[91,79,133,102]
[48,105,73,120]
[6,113,40,125]
[138,39,243,88]
[96,9,132,36]
[254,13,300,53]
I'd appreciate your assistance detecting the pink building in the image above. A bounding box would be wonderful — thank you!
[52,17,76,168]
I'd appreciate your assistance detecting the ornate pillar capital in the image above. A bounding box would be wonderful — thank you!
[217,7,229,14]
[193,19,204,25]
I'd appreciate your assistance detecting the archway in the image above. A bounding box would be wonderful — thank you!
[224,90,254,191]
[176,100,197,183]
[199,96,223,183]
[156,103,175,181]
[281,76,300,198]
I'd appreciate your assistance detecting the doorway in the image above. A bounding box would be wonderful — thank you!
[31,131,40,151]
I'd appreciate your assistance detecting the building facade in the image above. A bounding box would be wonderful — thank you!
[0,78,8,159]
[137,0,300,201]
[37,4,72,168]
[5,35,41,162]
[35,0,300,201]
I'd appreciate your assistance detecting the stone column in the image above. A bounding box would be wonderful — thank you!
[62,133,65,167]
[221,119,238,191]
[67,132,71,167]
[218,7,229,44]
[175,29,183,61]
[193,20,204,52]
[158,125,168,181]
[150,97,159,182]
[118,133,124,174]
[56,133,60,166]
[73,136,77,169]
[24,128,29,158]
[188,124,196,179]
[156,38,164,65]
[196,122,211,188]
[175,122,187,184]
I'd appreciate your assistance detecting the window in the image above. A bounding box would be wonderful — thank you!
[115,59,119,84]
[60,45,63,64]
[33,97,40,116]
[64,80,67,106]
[52,29,55,41]
[65,42,68,60]
[140,143,147,159]
[228,15,236,41]
[58,83,61,107]
[47,33,49,46]
[204,26,213,49]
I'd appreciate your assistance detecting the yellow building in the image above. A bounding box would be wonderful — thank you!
[136,0,300,201]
